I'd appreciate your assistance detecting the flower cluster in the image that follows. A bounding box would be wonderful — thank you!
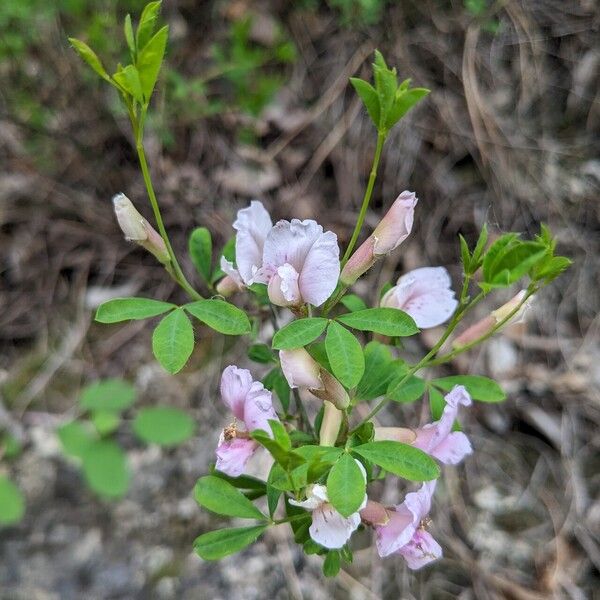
[208,199,476,569]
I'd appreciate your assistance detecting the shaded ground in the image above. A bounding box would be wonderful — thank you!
[1,1,599,598]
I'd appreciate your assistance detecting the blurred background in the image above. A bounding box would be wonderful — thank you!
[1,1,599,598]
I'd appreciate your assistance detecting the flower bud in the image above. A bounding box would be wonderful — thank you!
[374,426,417,444]
[280,348,322,389]
[279,348,350,409]
[216,275,240,297]
[452,290,531,348]
[112,193,169,265]
[319,401,343,446]
[310,369,350,410]
[360,500,390,526]
[341,191,417,285]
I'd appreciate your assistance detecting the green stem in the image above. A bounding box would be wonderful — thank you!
[132,108,202,301]
[341,129,386,266]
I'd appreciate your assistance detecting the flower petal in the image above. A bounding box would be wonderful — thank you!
[381,267,458,328]
[279,348,322,390]
[403,480,437,522]
[398,530,442,570]
[243,382,279,433]
[215,434,257,477]
[220,256,244,289]
[431,431,472,465]
[309,504,361,549]
[372,190,417,255]
[298,230,340,306]
[375,504,416,557]
[220,365,254,420]
[233,201,273,285]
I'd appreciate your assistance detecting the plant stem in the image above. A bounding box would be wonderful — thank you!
[341,129,386,266]
[132,108,202,301]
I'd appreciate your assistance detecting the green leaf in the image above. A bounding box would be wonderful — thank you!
[135,0,162,50]
[337,308,418,337]
[323,551,341,577]
[124,14,136,58]
[251,431,305,471]
[91,410,120,436]
[95,297,176,323]
[248,343,274,364]
[352,441,440,481]
[262,368,290,412]
[350,77,380,127]
[385,88,429,130]
[68,38,111,83]
[459,234,471,272]
[325,322,364,388]
[136,24,168,101]
[355,341,395,401]
[268,420,291,451]
[534,255,571,283]
[133,407,195,446]
[327,453,366,517]
[272,318,328,350]
[267,482,282,518]
[387,369,426,403]
[432,375,506,402]
[488,241,546,286]
[80,378,137,412]
[188,227,212,283]
[112,64,144,102]
[81,440,130,498]
[185,299,250,335]
[472,223,489,266]
[57,421,95,459]
[152,308,194,374]
[194,476,265,520]
[428,386,446,421]
[340,294,368,313]
[306,341,331,372]
[211,471,266,492]
[482,233,518,282]
[0,476,25,525]
[194,525,267,560]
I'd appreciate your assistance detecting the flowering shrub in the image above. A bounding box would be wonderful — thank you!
[69,2,570,577]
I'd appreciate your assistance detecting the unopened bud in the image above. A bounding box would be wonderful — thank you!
[360,500,390,526]
[216,275,240,297]
[279,348,350,409]
[341,191,417,285]
[280,348,322,390]
[453,290,531,348]
[112,193,169,265]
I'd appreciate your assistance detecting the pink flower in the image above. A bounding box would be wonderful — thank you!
[112,193,169,265]
[341,191,417,285]
[452,289,531,347]
[413,385,472,465]
[375,481,442,569]
[380,267,458,329]
[215,365,279,477]
[289,460,367,549]
[220,201,340,307]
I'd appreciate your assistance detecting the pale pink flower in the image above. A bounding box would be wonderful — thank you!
[112,193,169,264]
[215,365,279,477]
[262,219,340,307]
[219,201,340,307]
[413,385,472,465]
[341,191,417,285]
[289,461,367,549]
[380,267,458,329]
[452,289,531,347]
[375,481,442,569]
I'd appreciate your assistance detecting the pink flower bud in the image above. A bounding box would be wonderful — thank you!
[279,348,322,390]
[360,500,390,526]
[453,290,531,348]
[112,193,169,265]
[341,191,417,285]
[216,275,240,297]
[319,401,343,446]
